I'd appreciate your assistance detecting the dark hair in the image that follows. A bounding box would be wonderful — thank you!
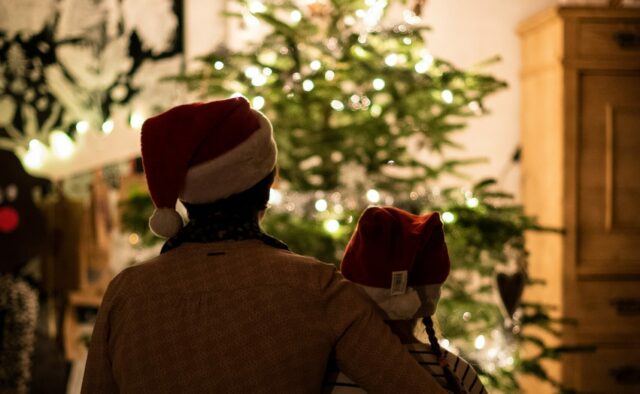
[423,316,464,394]
[183,169,277,219]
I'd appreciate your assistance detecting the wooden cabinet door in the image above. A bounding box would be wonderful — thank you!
[578,72,640,276]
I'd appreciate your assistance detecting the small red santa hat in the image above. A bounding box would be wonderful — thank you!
[341,206,451,319]
[141,97,277,238]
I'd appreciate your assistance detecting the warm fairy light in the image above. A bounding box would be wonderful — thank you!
[324,219,340,233]
[128,233,140,245]
[474,335,486,350]
[262,67,273,76]
[75,120,89,134]
[462,311,471,321]
[344,16,356,26]
[49,131,75,159]
[243,12,260,27]
[244,66,261,79]
[353,46,367,58]
[252,74,267,86]
[466,197,479,208]
[252,96,265,110]
[290,10,302,23]
[325,70,335,81]
[249,1,267,14]
[130,112,145,129]
[414,50,434,74]
[315,199,328,212]
[310,60,321,71]
[370,104,382,117]
[403,10,421,25]
[366,189,380,203]
[268,188,282,205]
[468,100,481,114]
[302,79,315,91]
[442,211,455,223]
[441,89,454,104]
[330,100,344,111]
[214,61,224,70]
[23,139,47,169]
[441,339,450,348]
[101,119,114,134]
[403,37,412,45]
[384,53,398,67]
[372,78,385,90]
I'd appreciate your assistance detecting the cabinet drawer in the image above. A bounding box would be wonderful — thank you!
[577,19,640,58]
[565,344,640,393]
[573,280,640,342]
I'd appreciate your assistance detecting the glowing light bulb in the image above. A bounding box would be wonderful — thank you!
[468,100,481,114]
[244,66,261,79]
[49,131,75,159]
[384,53,398,67]
[403,37,412,45]
[252,96,265,110]
[23,139,47,169]
[249,1,266,14]
[474,335,486,350]
[415,51,434,74]
[441,339,450,348]
[441,89,454,104]
[269,188,282,205]
[214,61,224,70]
[324,219,340,233]
[75,120,89,134]
[130,112,145,129]
[101,119,114,134]
[262,67,272,76]
[370,104,382,117]
[330,100,344,111]
[372,78,385,90]
[466,197,479,208]
[325,70,335,81]
[310,60,321,71]
[344,16,356,26]
[252,74,267,86]
[315,199,328,212]
[128,233,140,245]
[302,79,314,91]
[366,189,380,203]
[290,10,302,23]
[442,211,455,223]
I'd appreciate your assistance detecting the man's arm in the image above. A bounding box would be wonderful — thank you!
[323,271,447,394]
[81,274,125,393]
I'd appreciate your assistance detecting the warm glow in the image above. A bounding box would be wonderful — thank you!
[474,335,486,350]
[302,79,314,91]
[130,112,145,129]
[310,60,321,71]
[269,188,282,205]
[23,139,47,169]
[442,211,455,223]
[214,61,224,70]
[466,197,479,208]
[330,100,344,111]
[366,189,380,203]
[49,131,75,159]
[372,78,385,90]
[384,53,398,67]
[441,89,454,104]
[75,120,89,134]
[324,219,340,233]
[102,119,114,134]
[252,96,265,110]
[315,199,328,212]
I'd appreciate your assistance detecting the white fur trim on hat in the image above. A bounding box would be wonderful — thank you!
[149,208,184,239]
[180,109,277,203]
[359,283,443,320]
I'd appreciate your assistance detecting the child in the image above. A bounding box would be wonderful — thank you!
[324,206,487,394]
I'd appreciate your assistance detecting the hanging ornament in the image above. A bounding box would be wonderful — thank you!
[495,270,526,323]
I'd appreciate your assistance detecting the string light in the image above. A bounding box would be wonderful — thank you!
[344,16,355,26]
[248,1,267,14]
[302,80,315,91]
[370,104,382,117]
[468,100,481,114]
[466,197,479,208]
[441,339,450,348]
[441,89,454,104]
[268,188,282,205]
[442,211,455,223]
[366,189,380,203]
[403,10,421,25]
[101,119,114,134]
[315,199,328,212]
[325,70,335,81]
[262,67,273,76]
[214,61,224,70]
[474,335,486,350]
[384,53,398,67]
[310,60,321,71]
[414,50,434,74]
[49,131,75,159]
[244,66,261,79]
[128,233,140,245]
[130,112,145,129]
[75,120,89,134]
[290,10,302,23]
[330,100,344,111]
[23,139,47,169]
[353,46,367,58]
[372,78,385,90]
[324,219,340,233]
[403,37,412,45]
[252,96,265,110]
[252,74,268,86]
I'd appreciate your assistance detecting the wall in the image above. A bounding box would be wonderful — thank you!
[183,0,562,197]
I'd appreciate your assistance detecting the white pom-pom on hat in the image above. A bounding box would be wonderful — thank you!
[149,208,184,239]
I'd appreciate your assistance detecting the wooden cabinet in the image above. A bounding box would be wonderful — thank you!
[519,7,640,393]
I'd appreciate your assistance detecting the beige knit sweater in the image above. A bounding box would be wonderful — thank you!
[82,240,446,394]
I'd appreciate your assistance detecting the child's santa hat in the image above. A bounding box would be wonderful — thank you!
[341,206,451,320]
[140,97,277,238]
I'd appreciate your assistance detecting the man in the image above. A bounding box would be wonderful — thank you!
[81,97,446,393]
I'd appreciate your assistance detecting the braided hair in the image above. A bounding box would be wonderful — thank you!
[422,316,464,394]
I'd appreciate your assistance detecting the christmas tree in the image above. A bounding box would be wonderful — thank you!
[124,0,572,391]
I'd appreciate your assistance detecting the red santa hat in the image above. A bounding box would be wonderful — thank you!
[140,97,277,238]
[341,206,451,319]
